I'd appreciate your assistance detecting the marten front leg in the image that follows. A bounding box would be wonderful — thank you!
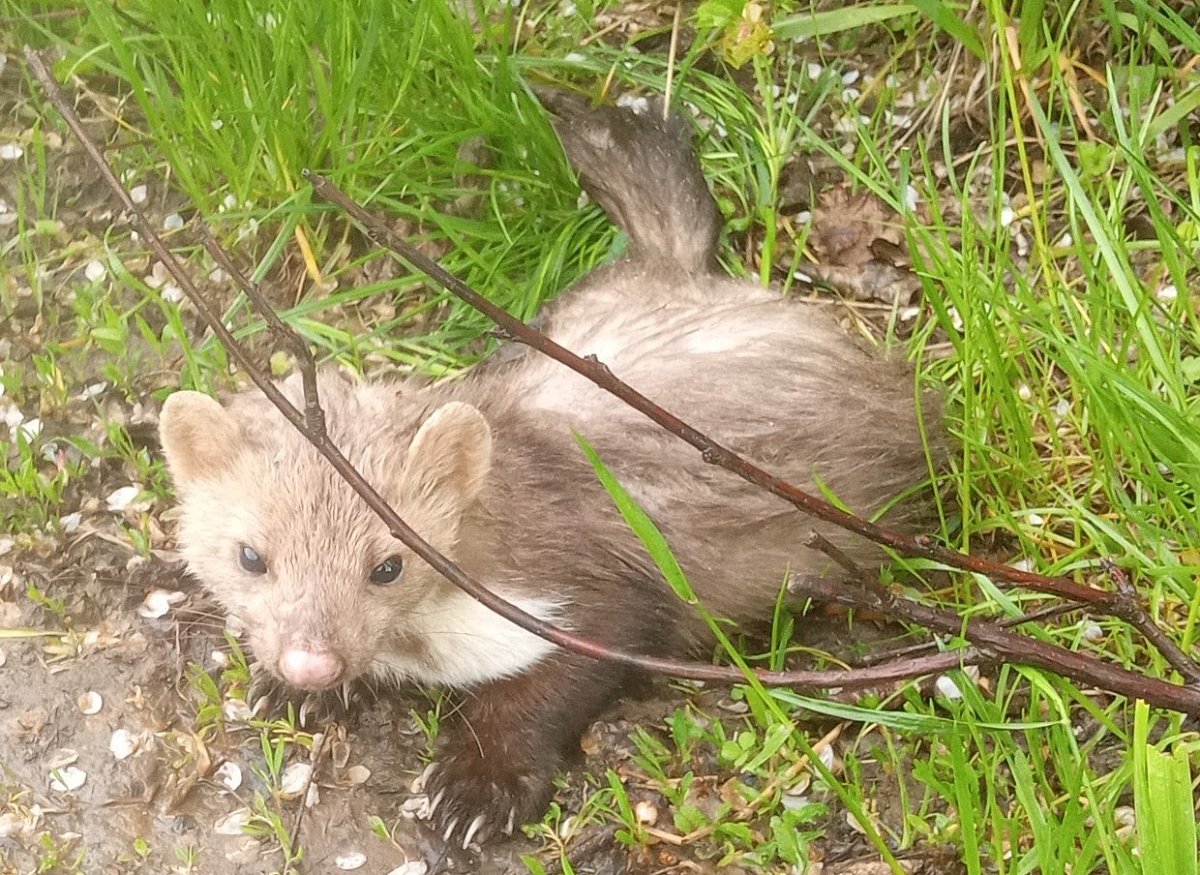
[425,650,628,847]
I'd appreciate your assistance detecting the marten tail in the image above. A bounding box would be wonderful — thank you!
[538,90,721,275]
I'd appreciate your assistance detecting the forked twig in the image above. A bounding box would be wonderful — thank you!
[25,47,1200,715]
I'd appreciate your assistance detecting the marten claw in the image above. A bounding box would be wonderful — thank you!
[424,750,552,848]
[427,787,446,818]
[462,814,487,849]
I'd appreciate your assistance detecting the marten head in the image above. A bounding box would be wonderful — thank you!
[158,375,502,691]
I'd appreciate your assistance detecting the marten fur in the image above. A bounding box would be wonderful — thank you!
[159,95,941,847]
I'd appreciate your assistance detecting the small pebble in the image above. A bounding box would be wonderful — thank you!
[130,184,148,205]
[163,212,184,231]
[84,260,106,282]
[0,143,23,160]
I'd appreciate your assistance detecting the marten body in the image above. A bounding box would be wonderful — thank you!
[159,97,939,847]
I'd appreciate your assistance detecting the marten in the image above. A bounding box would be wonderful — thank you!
[158,94,941,848]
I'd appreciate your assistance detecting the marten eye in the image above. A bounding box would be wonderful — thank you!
[369,555,404,585]
[238,544,267,574]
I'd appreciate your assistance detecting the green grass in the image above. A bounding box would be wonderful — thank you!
[4,0,1200,872]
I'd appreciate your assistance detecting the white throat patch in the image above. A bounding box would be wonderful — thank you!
[371,590,567,688]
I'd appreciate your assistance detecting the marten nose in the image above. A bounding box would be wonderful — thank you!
[278,648,345,689]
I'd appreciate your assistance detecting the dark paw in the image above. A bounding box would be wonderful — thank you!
[424,750,556,849]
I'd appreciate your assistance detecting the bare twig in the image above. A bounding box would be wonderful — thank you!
[853,602,1081,668]
[26,47,1200,716]
[1102,560,1200,684]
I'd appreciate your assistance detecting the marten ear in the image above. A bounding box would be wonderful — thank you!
[404,402,493,518]
[159,391,241,488]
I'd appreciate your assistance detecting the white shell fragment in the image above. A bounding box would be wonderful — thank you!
[84,260,106,282]
[215,761,243,791]
[335,851,367,870]
[138,588,186,619]
[634,800,658,826]
[0,143,23,160]
[279,762,313,799]
[17,419,42,441]
[817,744,836,771]
[935,675,964,699]
[0,811,23,838]
[214,807,253,835]
[387,862,428,875]
[399,795,431,820]
[78,691,103,715]
[50,766,87,792]
[109,729,138,760]
[46,748,79,770]
[106,485,141,512]
[222,698,253,722]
